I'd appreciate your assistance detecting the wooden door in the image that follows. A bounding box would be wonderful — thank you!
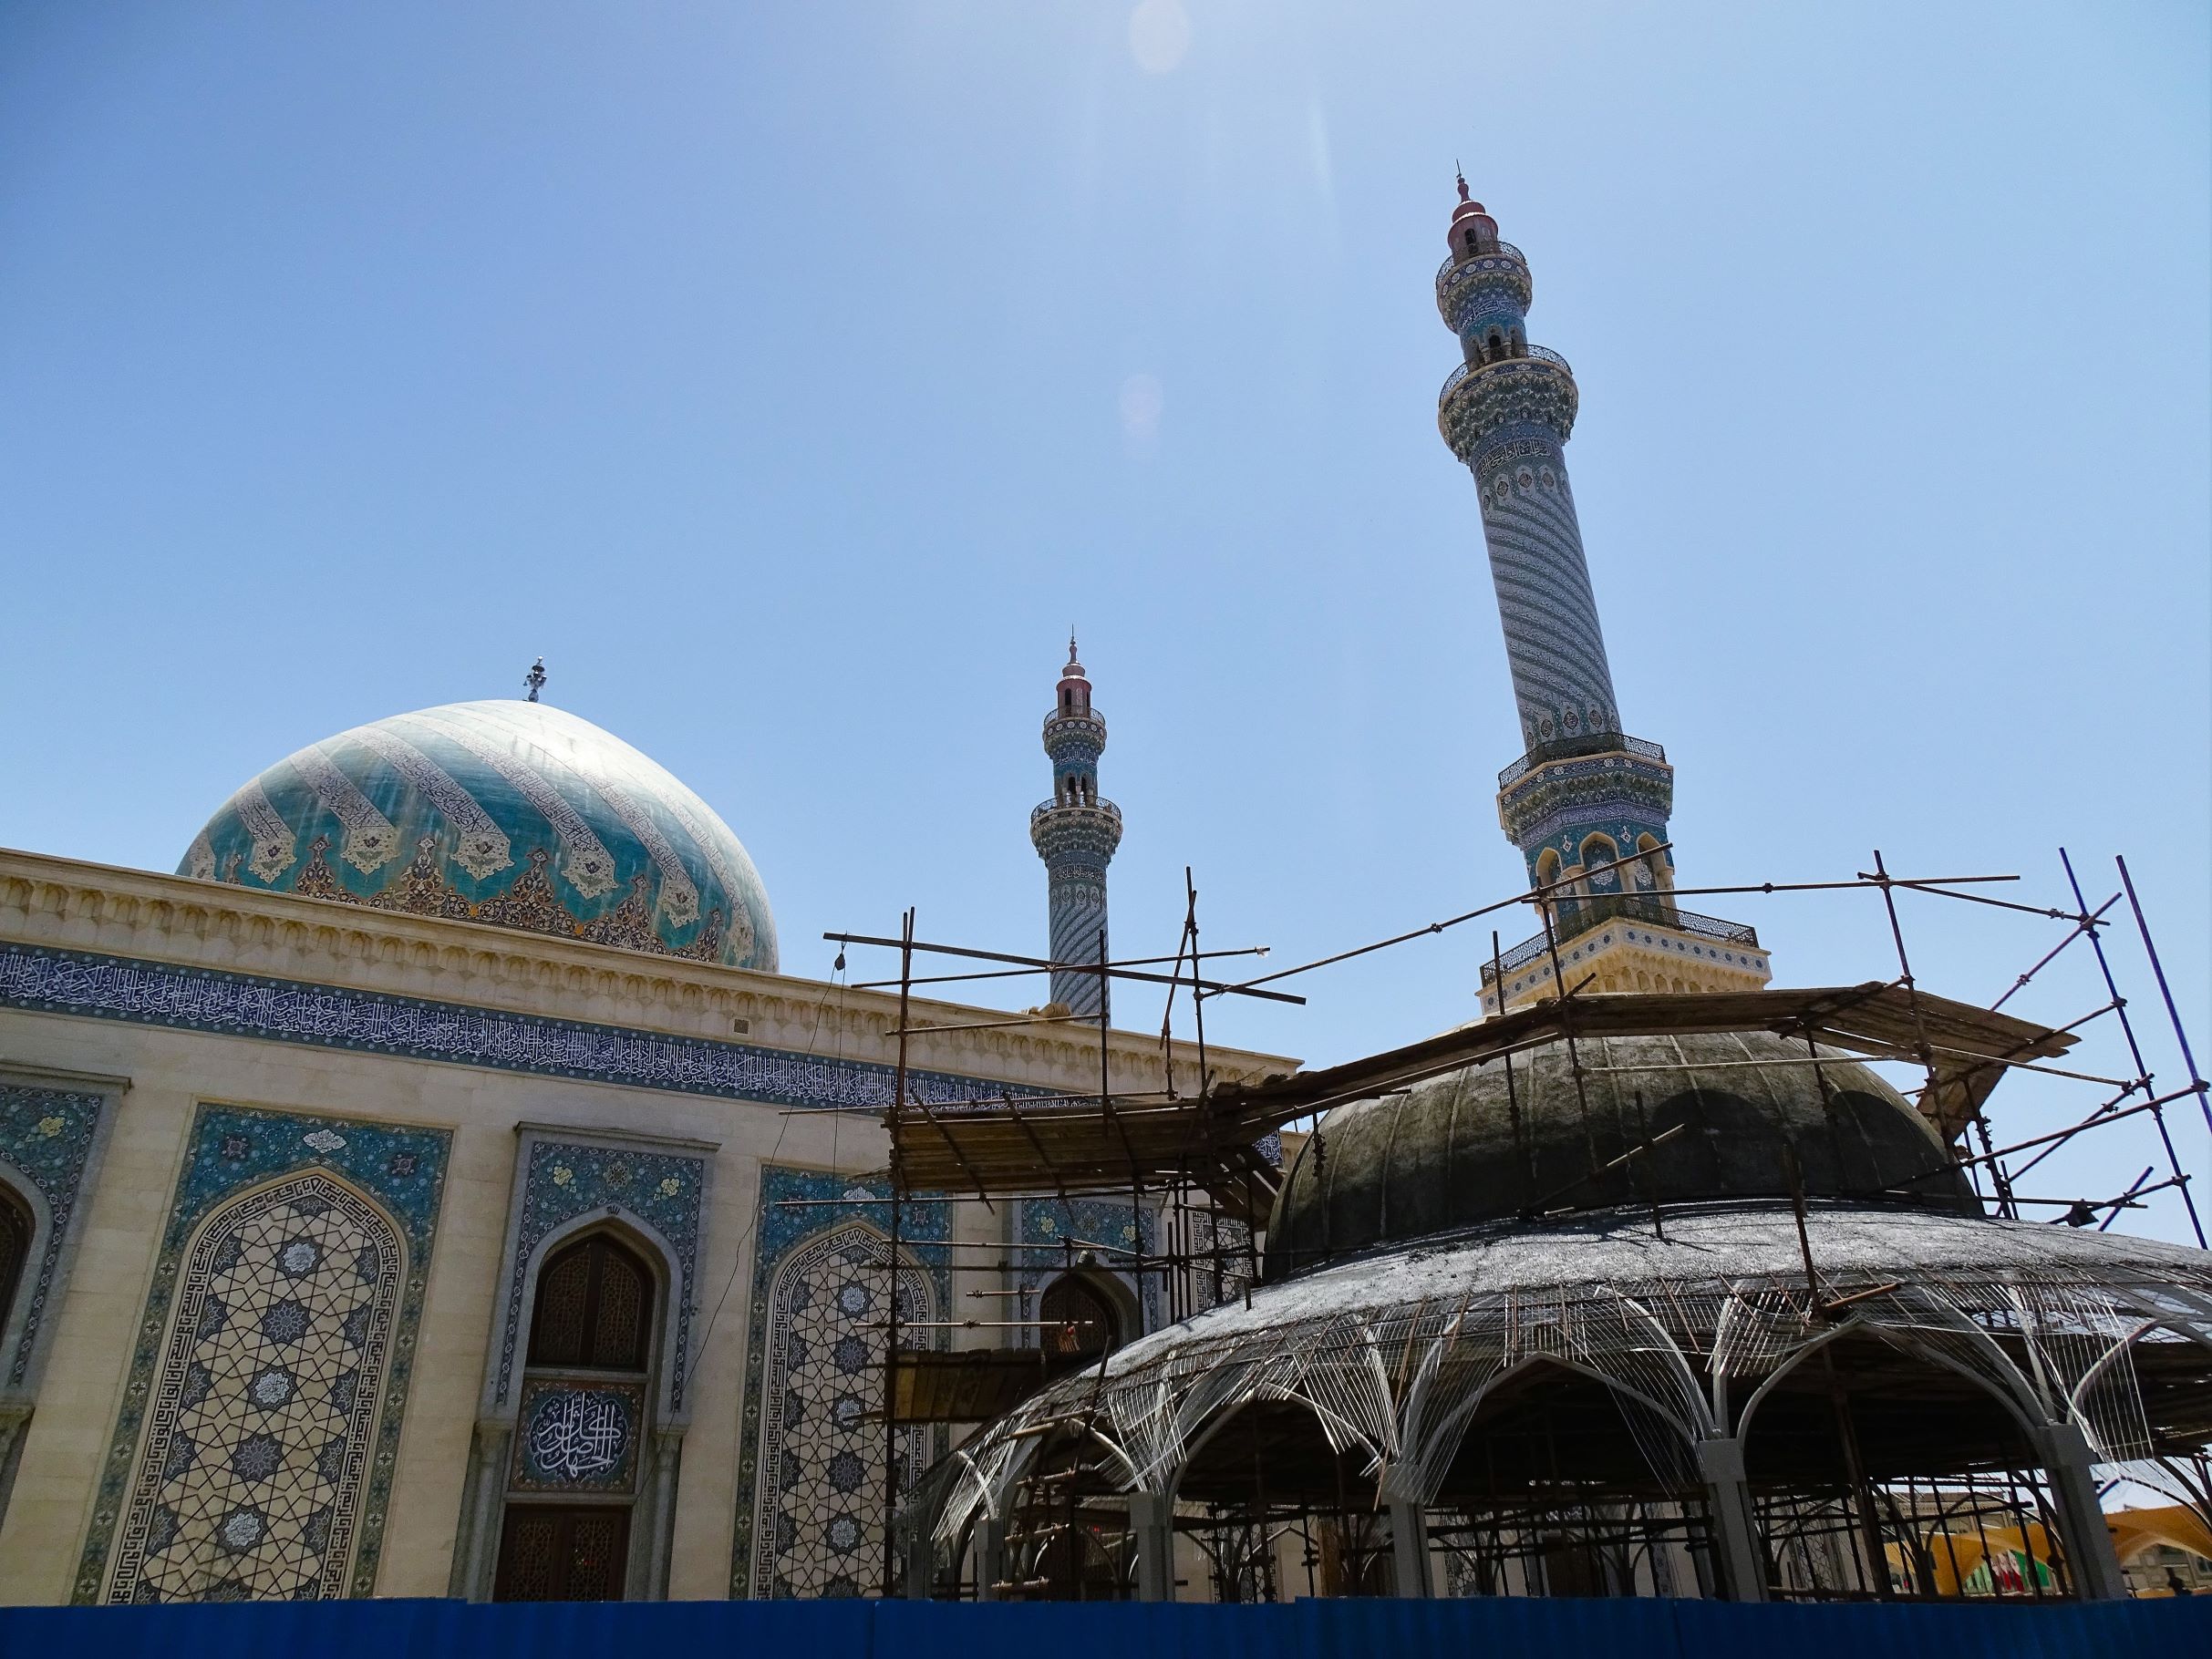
[493,1504,631,1602]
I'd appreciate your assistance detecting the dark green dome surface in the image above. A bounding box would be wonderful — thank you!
[1265,1029,1974,1277]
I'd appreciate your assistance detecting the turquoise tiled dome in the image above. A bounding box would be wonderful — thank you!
[181,700,777,971]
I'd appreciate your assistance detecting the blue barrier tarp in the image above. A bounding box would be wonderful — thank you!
[3,1596,2208,1659]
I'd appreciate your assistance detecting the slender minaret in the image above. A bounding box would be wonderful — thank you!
[1029,637,1122,1017]
[1435,177,1772,1011]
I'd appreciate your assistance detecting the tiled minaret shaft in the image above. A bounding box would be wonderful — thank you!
[1436,180,1773,1012]
[1029,640,1122,1017]
[1436,182,1620,757]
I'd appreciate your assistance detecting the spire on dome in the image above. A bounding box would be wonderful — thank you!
[523,657,547,703]
[1456,165,1471,204]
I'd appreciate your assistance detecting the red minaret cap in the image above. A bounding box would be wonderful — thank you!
[1450,170,1499,252]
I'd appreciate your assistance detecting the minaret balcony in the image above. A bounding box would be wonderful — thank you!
[1498,730,1665,790]
[1031,798,1122,830]
[1439,343,1572,407]
[1435,242,1527,291]
[1479,900,1771,1015]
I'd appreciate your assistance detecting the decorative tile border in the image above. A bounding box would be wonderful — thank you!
[729,1165,949,1597]
[0,944,1039,1111]
[72,1104,450,1602]
[0,1083,108,1390]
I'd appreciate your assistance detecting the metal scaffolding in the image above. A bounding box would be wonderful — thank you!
[801,848,2209,1602]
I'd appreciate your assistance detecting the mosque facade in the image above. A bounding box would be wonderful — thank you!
[0,656,1281,1605]
[3,179,2205,1613]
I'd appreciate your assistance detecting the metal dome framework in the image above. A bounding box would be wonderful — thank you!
[907,1208,2212,1604]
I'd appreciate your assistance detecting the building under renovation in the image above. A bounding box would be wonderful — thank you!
[0,180,2207,1615]
[889,182,2212,1607]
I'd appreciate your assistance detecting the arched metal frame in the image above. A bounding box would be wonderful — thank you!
[913,1242,2212,1603]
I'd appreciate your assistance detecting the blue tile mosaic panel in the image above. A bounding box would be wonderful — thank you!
[510,1379,646,1496]
[2,945,1044,1113]
[74,1106,449,1603]
[731,1168,949,1599]
[0,1082,107,1388]
[1015,1197,1161,1332]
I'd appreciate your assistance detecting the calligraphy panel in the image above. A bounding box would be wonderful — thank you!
[510,1380,645,1496]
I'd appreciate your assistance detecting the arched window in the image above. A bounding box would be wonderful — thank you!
[0,1182,30,1343]
[1535,847,1575,923]
[1636,833,1672,902]
[496,1232,660,1602]
[1039,1273,1122,1378]
[1581,834,1621,895]
[527,1234,653,1372]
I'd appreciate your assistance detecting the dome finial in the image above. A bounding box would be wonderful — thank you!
[1067,627,1080,669]
[523,657,546,703]
[1456,162,1470,204]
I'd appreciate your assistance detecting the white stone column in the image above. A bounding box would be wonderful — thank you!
[1695,1437,1767,1603]
[453,1421,512,1602]
[1389,1499,1433,1598]
[1131,1490,1175,1602]
[2031,1422,2127,1601]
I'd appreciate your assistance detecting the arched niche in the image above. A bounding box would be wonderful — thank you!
[102,1169,407,1603]
[1036,1270,1135,1381]
[745,1221,940,1600]
[493,1225,667,1602]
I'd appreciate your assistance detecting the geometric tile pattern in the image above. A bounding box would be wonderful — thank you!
[103,1174,401,1602]
[745,1225,935,1600]
[730,1166,948,1599]
[491,1139,706,1414]
[72,1106,449,1603]
[0,1082,107,1389]
[1473,449,1620,753]
[1,944,1051,1117]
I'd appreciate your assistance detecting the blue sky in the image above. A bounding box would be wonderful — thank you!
[3,4,2207,1237]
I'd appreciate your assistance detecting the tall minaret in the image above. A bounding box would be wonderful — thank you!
[1029,637,1122,1018]
[1435,178,1772,1012]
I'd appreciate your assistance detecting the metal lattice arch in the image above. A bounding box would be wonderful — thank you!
[910,1205,2212,1603]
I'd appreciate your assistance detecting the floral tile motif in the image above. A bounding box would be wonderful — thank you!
[73,1106,449,1603]
[493,1139,708,1414]
[730,1167,948,1599]
[0,1083,107,1388]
